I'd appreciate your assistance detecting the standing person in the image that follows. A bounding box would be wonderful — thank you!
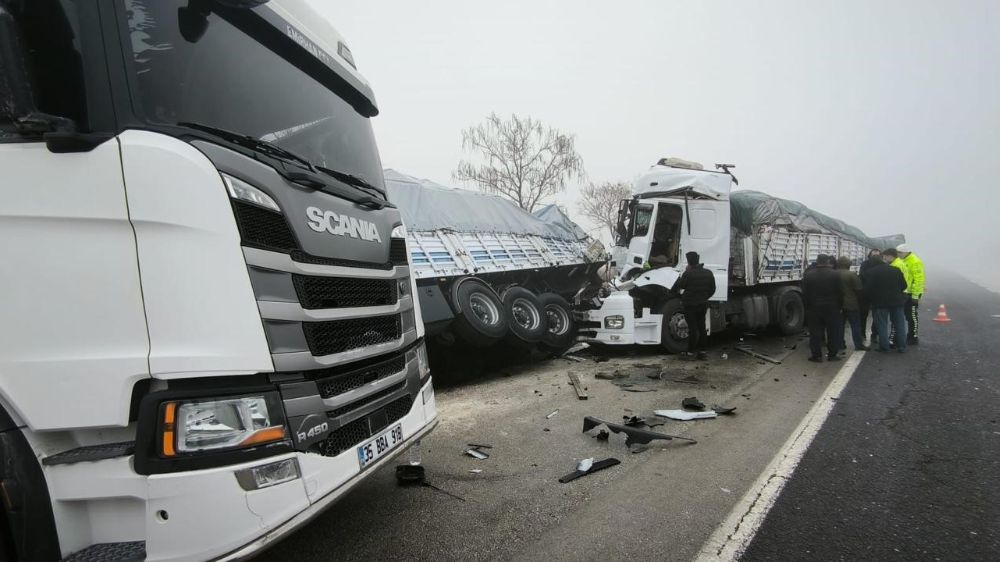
[884,248,910,347]
[837,256,869,351]
[801,254,844,362]
[897,244,925,345]
[858,249,882,343]
[671,251,716,360]
[864,251,909,353]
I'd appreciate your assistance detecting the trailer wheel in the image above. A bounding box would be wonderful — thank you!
[537,293,576,352]
[501,287,548,346]
[658,299,688,354]
[451,278,508,347]
[774,288,805,335]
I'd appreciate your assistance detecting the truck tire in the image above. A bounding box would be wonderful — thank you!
[450,278,508,347]
[773,288,805,335]
[502,287,548,346]
[658,299,688,354]
[537,293,576,352]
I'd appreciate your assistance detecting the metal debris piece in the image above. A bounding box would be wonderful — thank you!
[465,448,489,460]
[595,429,610,441]
[546,409,560,419]
[582,416,697,446]
[734,345,782,364]
[467,443,493,449]
[682,397,706,411]
[655,409,718,421]
[712,406,737,415]
[563,342,590,356]
[469,469,483,474]
[559,457,621,483]
[623,415,644,427]
[577,458,594,472]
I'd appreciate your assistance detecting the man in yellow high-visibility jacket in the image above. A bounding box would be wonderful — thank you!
[897,244,925,345]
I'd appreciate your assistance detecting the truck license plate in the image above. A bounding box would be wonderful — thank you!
[357,423,403,469]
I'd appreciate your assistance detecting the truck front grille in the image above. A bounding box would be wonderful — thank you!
[302,315,402,356]
[327,382,406,418]
[293,275,398,310]
[312,353,407,398]
[390,238,408,265]
[232,201,297,251]
[313,394,415,457]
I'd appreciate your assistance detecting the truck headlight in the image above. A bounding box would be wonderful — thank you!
[159,393,288,457]
[407,342,431,381]
[222,174,281,213]
[604,315,625,329]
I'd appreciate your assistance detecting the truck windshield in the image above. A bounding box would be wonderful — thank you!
[119,0,384,191]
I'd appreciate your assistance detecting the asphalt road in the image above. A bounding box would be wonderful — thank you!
[743,272,1000,560]
[256,328,845,562]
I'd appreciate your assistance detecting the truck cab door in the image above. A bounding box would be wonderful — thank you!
[681,199,731,300]
[622,202,655,275]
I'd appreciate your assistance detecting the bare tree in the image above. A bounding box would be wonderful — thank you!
[578,181,632,240]
[454,113,584,212]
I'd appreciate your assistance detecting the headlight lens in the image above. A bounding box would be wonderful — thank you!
[391,224,407,239]
[159,393,288,457]
[604,315,625,329]
[415,343,431,380]
[222,174,281,213]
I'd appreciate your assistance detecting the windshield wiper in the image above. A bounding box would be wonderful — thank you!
[315,165,385,197]
[177,121,315,171]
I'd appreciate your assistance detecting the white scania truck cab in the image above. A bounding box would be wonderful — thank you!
[0,1,436,560]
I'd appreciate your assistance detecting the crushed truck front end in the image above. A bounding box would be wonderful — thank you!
[0,1,435,560]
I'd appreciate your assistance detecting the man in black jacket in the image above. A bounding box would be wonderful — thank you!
[671,251,716,360]
[858,249,882,343]
[802,254,844,362]
[863,252,909,353]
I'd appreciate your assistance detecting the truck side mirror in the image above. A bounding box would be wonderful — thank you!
[0,6,37,124]
[178,1,212,43]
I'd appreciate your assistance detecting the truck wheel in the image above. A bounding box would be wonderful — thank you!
[451,278,508,347]
[502,287,548,346]
[658,299,688,354]
[537,293,576,353]
[774,288,805,335]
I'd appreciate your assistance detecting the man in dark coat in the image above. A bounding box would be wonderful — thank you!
[802,254,844,362]
[858,249,882,342]
[863,252,909,353]
[837,256,869,351]
[671,251,716,360]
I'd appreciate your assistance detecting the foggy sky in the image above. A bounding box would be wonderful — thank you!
[311,0,1000,291]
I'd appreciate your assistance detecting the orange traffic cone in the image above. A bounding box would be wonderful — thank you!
[933,304,952,323]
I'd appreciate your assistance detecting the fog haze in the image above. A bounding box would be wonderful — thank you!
[312,0,1000,292]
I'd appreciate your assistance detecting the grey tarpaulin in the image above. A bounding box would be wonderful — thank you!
[533,204,589,241]
[383,169,581,240]
[730,190,904,250]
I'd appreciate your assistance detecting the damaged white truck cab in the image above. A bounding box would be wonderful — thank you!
[0,1,435,560]
[581,158,882,353]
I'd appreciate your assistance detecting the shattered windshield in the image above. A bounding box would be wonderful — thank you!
[120,0,384,190]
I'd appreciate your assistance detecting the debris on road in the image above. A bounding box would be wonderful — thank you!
[712,406,737,415]
[682,397,706,411]
[654,409,718,421]
[622,415,644,427]
[595,371,627,380]
[734,344,782,364]
[672,374,703,384]
[577,458,594,472]
[545,409,560,419]
[469,469,483,474]
[629,443,650,454]
[594,429,610,441]
[562,342,590,362]
[467,443,493,449]
[582,416,697,446]
[558,457,621,483]
[567,372,589,400]
[465,448,490,460]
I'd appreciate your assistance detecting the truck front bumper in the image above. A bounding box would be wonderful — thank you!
[579,292,662,346]
[48,379,437,562]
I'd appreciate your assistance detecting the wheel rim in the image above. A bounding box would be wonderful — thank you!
[668,312,689,340]
[469,293,501,326]
[545,304,570,336]
[511,297,541,331]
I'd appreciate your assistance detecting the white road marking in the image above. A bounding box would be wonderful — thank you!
[695,352,866,562]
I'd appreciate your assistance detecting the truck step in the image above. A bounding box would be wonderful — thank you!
[62,541,145,561]
[43,441,135,466]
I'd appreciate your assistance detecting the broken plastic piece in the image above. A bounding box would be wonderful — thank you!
[712,406,737,415]
[682,397,706,411]
[467,443,493,449]
[629,443,650,454]
[546,409,560,419]
[595,429,610,441]
[577,458,594,472]
[654,409,718,421]
[623,415,644,427]
[562,342,590,356]
[582,416,697,446]
[465,448,489,460]
[559,457,621,483]
[469,469,483,474]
